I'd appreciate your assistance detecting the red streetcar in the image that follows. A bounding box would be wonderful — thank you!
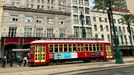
[28,39,113,66]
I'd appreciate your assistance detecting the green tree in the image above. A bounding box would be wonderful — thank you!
[93,0,127,64]
[93,0,126,10]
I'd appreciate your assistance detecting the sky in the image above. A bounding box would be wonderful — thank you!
[89,0,95,8]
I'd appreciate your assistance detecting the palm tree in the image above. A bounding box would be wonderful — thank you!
[93,0,126,10]
[93,0,127,64]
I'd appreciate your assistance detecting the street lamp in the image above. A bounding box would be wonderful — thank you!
[107,0,124,64]
[80,11,86,38]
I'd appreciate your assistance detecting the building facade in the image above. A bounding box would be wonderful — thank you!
[0,0,71,58]
[91,10,134,56]
[71,0,92,38]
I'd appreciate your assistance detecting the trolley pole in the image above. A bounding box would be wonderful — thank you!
[107,0,124,64]
[80,11,86,38]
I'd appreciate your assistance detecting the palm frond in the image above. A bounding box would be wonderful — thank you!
[93,0,127,10]
[120,14,134,23]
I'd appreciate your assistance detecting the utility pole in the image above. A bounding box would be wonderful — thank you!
[107,0,124,64]
[80,11,86,38]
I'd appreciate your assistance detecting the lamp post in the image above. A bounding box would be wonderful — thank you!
[107,0,124,64]
[80,11,86,38]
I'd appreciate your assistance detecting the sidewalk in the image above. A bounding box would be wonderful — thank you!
[0,57,134,75]
[109,56,134,63]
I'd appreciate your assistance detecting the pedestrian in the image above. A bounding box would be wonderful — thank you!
[17,55,22,66]
[9,55,14,67]
[1,56,7,68]
[23,56,28,66]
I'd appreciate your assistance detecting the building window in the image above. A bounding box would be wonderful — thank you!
[85,8,89,14]
[25,16,33,22]
[106,26,109,31]
[59,0,65,5]
[48,0,50,4]
[94,25,97,31]
[113,19,116,23]
[133,36,134,42]
[36,17,43,23]
[100,25,103,31]
[79,0,83,5]
[42,0,44,3]
[93,17,96,22]
[84,0,89,6]
[79,7,84,13]
[73,15,79,24]
[47,29,54,38]
[38,0,40,3]
[119,26,122,32]
[86,16,90,25]
[24,28,32,37]
[59,7,65,12]
[105,18,107,23]
[73,6,78,13]
[123,27,125,32]
[107,35,110,42]
[95,34,98,39]
[47,18,54,24]
[74,27,79,37]
[118,19,123,24]
[99,17,102,22]
[124,35,127,44]
[120,35,124,44]
[59,29,65,37]
[8,27,17,37]
[73,0,77,4]
[37,5,40,9]
[36,28,43,37]
[10,15,18,22]
[101,34,104,40]
[86,27,92,38]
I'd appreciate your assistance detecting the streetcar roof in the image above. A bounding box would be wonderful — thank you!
[31,40,111,44]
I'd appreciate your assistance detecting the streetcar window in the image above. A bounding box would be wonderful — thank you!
[97,44,100,51]
[42,54,45,60]
[69,44,72,52]
[49,44,53,52]
[89,44,92,51]
[81,44,84,52]
[36,45,38,52]
[73,44,76,52]
[30,45,35,54]
[93,44,96,51]
[35,54,38,60]
[55,44,58,52]
[100,44,103,51]
[41,45,45,52]
[85,44,88,51]
[59,44,63,52]
[77,44,81,52]
[64,44,68,52]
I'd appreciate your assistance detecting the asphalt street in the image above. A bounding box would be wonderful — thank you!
[75,66,134,75]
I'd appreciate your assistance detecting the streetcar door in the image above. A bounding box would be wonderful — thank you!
[106,44,113,59]
[34,44,46,62]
